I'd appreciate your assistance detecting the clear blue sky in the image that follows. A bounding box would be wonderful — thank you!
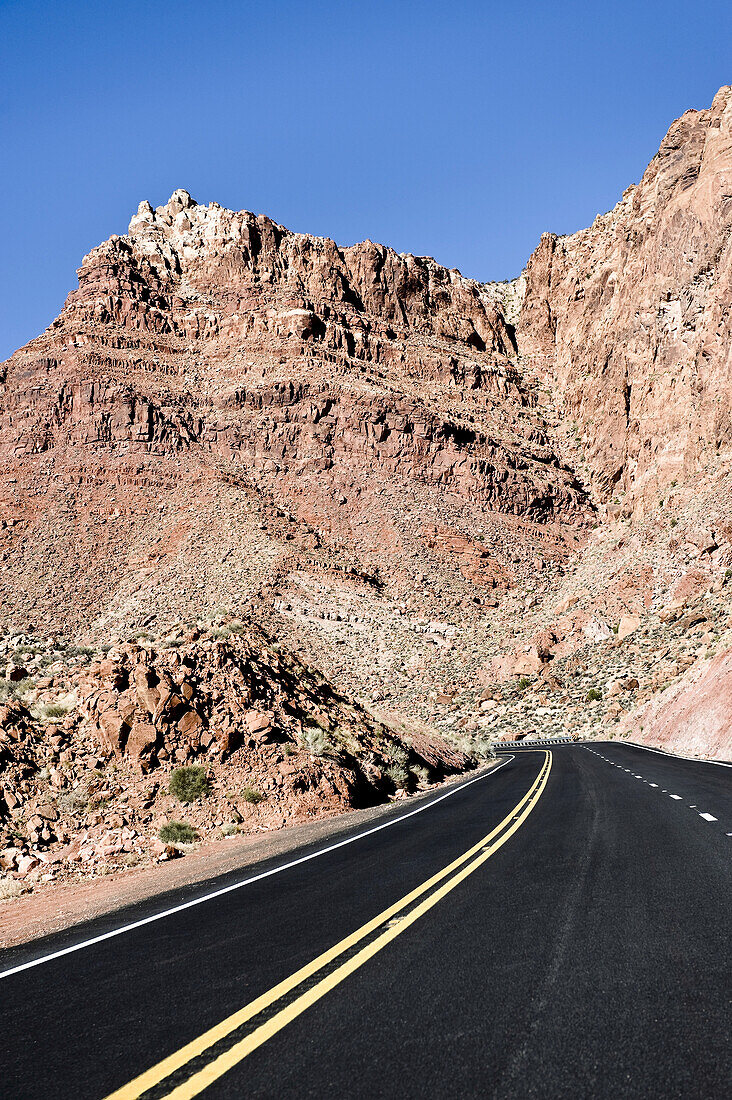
[1,0,730,361]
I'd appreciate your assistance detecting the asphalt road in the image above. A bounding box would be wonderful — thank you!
[1,742,729,1100]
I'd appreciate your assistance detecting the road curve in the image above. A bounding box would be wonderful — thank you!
[0,743,729,1099]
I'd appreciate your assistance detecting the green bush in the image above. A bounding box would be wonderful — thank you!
[385,762,409,789]
[169,765,210,803]
[301,724,334,757]
[158,821,198,844]
[586,688,602,702]
[516,676,531,692]
[241,787,265,804]
[40,702,71,719]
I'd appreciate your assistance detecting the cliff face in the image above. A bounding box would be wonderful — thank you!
[518,85,732,509]
[0,187,589,643]
[3,188,581,523]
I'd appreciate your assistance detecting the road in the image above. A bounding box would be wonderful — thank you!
[0,742,729,1099]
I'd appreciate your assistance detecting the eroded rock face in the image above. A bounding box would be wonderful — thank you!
[518,85,732,508]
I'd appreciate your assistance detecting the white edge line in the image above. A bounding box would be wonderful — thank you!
[617,740,732,767]
[0,754,518,981]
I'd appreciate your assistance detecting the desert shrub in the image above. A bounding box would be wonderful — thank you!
[241,787,265,804]
[586,688,602,702]
[56,784,89,814]
[169,765,210,803]
[158,821,198,844]
[516,677,531,692]
[220,823,238,836]
[39,702,72,719]
[0,877,26,902]
[300,724,334,757]
[384,741,409,767]
[410,763,430,786]
[472,737,496,760]
[8,677,36,699]
[385,762,409,789]
[210,627,231,639]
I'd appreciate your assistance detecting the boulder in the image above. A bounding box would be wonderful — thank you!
[617,615,641,640]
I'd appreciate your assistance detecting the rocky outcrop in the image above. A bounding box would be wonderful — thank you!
[518,86,732,508]
[75,624,461,788]
[1,189,584,520]
[0,622,477,891]
[0,184,591,644]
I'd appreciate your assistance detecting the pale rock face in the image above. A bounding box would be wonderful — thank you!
[624,647,732,759]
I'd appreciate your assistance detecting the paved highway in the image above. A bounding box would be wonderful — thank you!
[1,743,729,1099]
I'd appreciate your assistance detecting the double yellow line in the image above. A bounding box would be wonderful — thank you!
[105,750,552,1100]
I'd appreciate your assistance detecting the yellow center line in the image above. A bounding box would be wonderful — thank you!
[104,750,551,1100]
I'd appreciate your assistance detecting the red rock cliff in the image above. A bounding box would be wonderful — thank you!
[518,85,732,509]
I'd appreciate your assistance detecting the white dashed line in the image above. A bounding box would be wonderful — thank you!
[590,745,726,834]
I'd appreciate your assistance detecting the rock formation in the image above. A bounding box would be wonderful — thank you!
[1,85,732,901]
[518,85,732,509]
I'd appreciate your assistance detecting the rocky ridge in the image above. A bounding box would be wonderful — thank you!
[518,85,732,509]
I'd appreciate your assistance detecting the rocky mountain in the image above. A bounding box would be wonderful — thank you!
[1,86,731,899]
